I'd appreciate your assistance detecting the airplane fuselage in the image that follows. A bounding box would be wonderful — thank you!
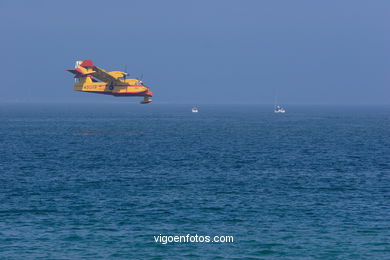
[74,82,150,97]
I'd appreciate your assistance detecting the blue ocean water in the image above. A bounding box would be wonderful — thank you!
[0,104,389,259]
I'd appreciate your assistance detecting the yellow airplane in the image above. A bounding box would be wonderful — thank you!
[67,60,153,104]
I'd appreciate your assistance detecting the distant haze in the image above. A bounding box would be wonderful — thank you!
[0,0,389,104]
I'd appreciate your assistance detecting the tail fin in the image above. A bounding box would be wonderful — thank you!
[80,60,95,68]
[67,60,96,84]
[67,60,96,77]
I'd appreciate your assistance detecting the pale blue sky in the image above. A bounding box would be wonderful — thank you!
[0,0,389,104]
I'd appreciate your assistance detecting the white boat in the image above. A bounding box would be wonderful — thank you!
[274,92,286,113]
[192,107,199,113]
[274,105,286,113]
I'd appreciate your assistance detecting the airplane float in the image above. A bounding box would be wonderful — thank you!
[67,60,153,104]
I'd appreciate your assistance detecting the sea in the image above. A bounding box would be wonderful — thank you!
[0,103,389,259]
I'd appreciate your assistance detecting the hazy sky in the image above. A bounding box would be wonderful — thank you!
[0,0,389,104]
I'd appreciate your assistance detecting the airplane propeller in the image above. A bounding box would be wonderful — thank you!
[123,65,128,80]
[136,73,144,84]
[122,66,145,85]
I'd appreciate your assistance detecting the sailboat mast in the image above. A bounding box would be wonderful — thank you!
[274,88,278,109]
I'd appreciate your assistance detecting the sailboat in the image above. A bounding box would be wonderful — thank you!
[274,105,286,113]
[192,107,199,113]
[274,92,286,113]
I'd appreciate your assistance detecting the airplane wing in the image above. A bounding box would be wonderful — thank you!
[92,66,125,85]
[72,60,125,85]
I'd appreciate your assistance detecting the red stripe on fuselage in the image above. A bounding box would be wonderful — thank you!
[79,91,148,97]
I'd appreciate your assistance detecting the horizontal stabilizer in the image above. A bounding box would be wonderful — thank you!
[67,68,96,78]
